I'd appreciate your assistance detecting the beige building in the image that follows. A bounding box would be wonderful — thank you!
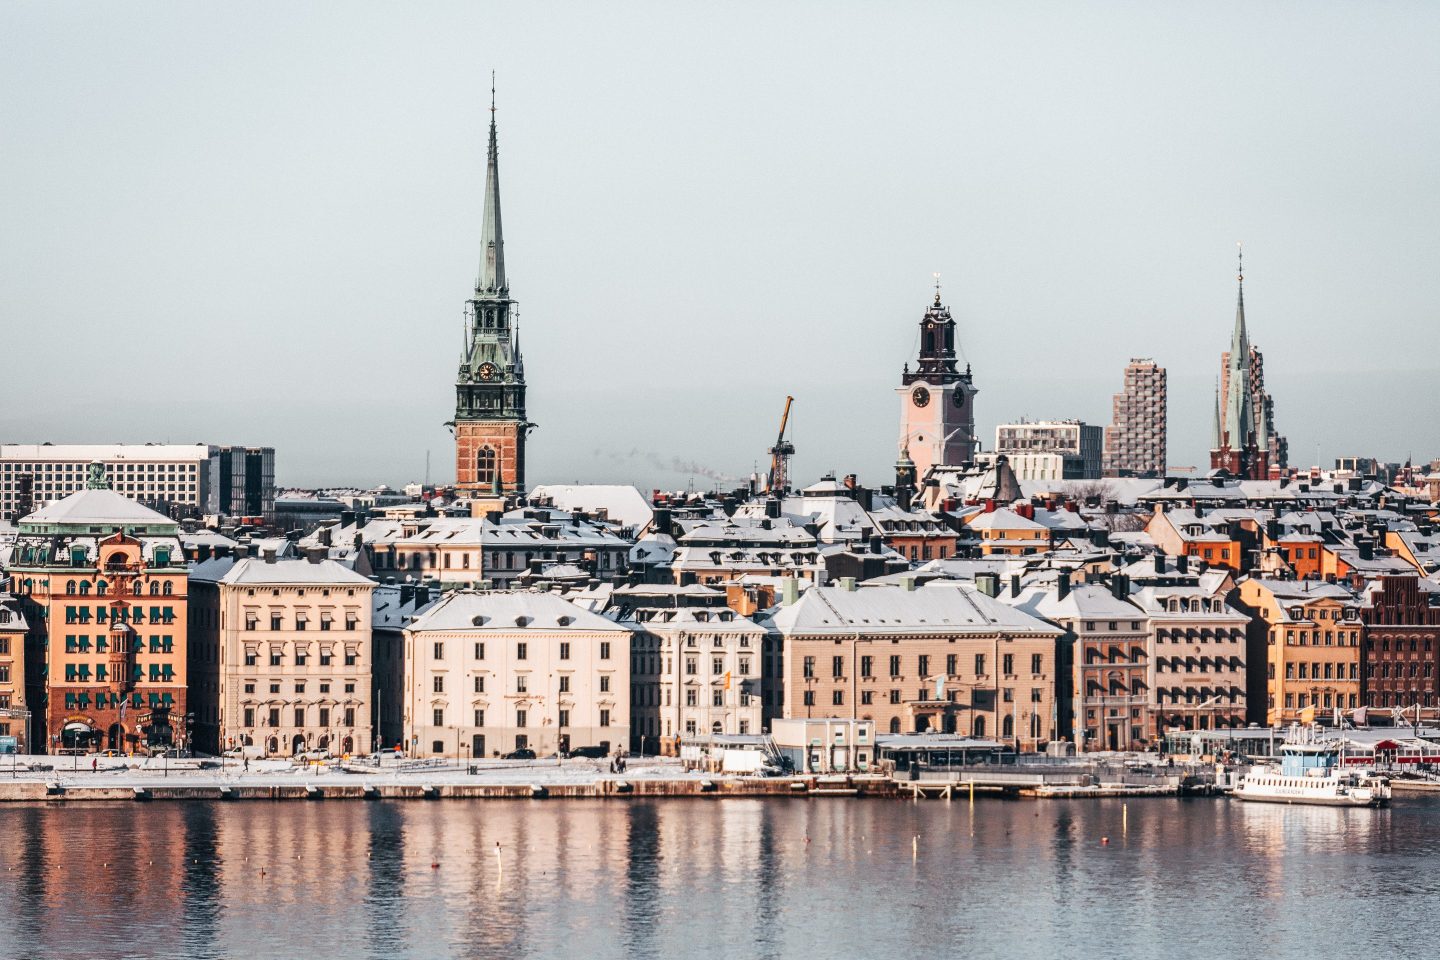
[189,551,375,756]
[1131,583,1249,731]
[404,590,631,758]
[609,592,766,754]
[1104,359,1167,477]
[0,594,28,751]
[764,580,1063,750]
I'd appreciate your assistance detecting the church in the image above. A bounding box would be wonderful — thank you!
[451,91,532,496]
[896,284,979,483]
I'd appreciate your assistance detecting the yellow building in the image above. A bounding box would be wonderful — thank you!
[1237,578,1362,726]
[0,594,29,751]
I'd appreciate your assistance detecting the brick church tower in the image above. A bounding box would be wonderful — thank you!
[452,89,531,495]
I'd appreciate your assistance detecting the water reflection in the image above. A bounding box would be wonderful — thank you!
[0,797,1438,959]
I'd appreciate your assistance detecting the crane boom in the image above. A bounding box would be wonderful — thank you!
[768,396,796,494]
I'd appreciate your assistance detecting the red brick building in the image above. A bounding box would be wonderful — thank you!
[1361,575,1440,711]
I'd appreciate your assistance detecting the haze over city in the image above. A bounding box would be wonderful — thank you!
[3,2,1437,488]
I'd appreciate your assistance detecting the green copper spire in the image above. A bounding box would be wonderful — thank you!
[477,74,506,297]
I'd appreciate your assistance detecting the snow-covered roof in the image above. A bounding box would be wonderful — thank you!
[528,484,654,530]
[407,590,630,634]
[764,581,1063,636]
[22,489,177,528]
[218,557,374,587]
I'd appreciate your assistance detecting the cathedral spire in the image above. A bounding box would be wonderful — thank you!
[1211,380,1222,450]
[477,74,506,297]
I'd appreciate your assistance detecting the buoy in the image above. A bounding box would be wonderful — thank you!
[1101,837,1110,845]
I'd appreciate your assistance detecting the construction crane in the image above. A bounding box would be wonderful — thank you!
[768,396,796,494]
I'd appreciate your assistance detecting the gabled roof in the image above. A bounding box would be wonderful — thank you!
[22,489,176,528]
[407,590,631,634]
[764,582,1062,636]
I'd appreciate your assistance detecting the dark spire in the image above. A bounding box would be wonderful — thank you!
[477,73,506,297]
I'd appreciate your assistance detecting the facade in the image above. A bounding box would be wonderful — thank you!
[615,603,766,753]
[5,479,188,753]
[897,287,979,482]
[994,419,1102,480]
[670,518,825,585]
[1237,579,1361,726]
[1360,575,1440,710]
[453,99,530,495]
[371,582,438,750]
[1103,359,1167,477]
[0,594,29,751]
[766,581,1063,751]
[0,443,275,522]
[771,717,875,773]
[1132,584,1249,731]
[188,553,375,757]
[404,591,631,758]
[1210,257,1285,479]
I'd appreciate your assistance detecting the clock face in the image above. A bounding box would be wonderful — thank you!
[478,362,498,382]
[912,386,930,408]
[953,390,966,408]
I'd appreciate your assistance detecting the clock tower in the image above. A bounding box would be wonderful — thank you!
[452,89,531,495]
[897,283,978,483]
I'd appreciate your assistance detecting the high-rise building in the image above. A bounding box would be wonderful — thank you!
[995,419,1103,480]
[897,284,978,482]
[0,444,275,522]
[452,90,530,496]
[1211,252,1286,479]
[1103,359,1167,477]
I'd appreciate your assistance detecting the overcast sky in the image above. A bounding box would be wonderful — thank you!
[3,3,1437,490]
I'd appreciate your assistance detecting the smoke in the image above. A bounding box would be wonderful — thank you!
[590,446,740,485]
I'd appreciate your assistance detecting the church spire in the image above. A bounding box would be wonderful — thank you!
[477,74,506,297]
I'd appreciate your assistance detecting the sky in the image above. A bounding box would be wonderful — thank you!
[3,2,1438,490]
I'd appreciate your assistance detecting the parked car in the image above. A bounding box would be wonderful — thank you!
[501,748,537,760]
[565,745,608,760]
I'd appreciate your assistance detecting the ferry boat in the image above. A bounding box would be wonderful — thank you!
[1233,729,1390,807]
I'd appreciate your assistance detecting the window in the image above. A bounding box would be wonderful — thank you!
[599,675,610,693]
[433,675,445,693]
[433,642,444,660]
[974,654,986,676]
[516,675,528,694]
[918,655,930,678]
[803,656,815,678]
[832,656,845,678]
[860,656,873,677]
[344,652,357,666]
[714,690,724,707]
[476,446,497,485]
[293,707,305,727]
[889,655,901,677]
[474,642,485,659]
[433,708,445,726]
[832,690,844,706]
[474,676,485,693]
[271,614,282,631]
[600,709,610,728]
[318,707,330,727]
[474,709,485,727]
[861,691,873,705]
[889,689,901,704]
[1002,654,1014,675]
[269,708,281,727]
[516,708,527,728]
[600,642,612,660]
[270,651,283,667]
[1032,653,1043,674]
[803,691,815,706]
[320,651,332,666]
[946,654,957,676]
[560,642,570,660]
[244,708,255,727]
[558,709,569,728]
[517,642,528,661]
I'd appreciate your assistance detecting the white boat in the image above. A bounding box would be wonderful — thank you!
[1233,728,1390,807]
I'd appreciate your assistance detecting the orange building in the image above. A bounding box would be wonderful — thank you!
[6,478,189,753]
[1237,578,1362,726]
[1146,506,1244,573]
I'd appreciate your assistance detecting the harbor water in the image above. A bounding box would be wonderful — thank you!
[1,796,1437,959]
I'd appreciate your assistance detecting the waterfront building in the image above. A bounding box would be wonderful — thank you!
[1359,574,1440,710]
[1008,575,1152,751]
[1103,359,1167,477]
[4,473,189,753]
[371,582,438,750]
[1210,256,1286,479]
[607,588,766,753]
[0,593,30,751]
[764,580,1063,750]
[403,591,631,758]
[1235,578,1361,726]
[452,95,530,495]
[897,286,979,483]
[994,419,1103,480]
[1131,580,1249,730]
[0,444,275,522]
[188,550,374,756]
[770,717,875,773]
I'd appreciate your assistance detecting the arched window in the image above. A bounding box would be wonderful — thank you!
[1002,714,1014,739]
[476,447,497,485]
[97,580,108,596]
[149,582,160,596]
[973,715,987,737]
[888,716,901,734]
[78,581,90,596]
[132,581,143,595]
[162,581,173,596]
[66,580,77,594]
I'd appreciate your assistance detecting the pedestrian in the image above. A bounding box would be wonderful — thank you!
[243,755,250,773]
[91,757,97,773]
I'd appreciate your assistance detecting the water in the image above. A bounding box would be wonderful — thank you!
[2,796,1438,959]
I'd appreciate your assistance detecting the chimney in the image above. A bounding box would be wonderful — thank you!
[1176,554,1189,574]
[486,510,502,524]
[840,577,857,592]
[400,583,415,605]
[765,498,781,519]
[319,526,333,547]
[416,584,431,606]
[340,510,356,527]
[984,499,996,513]
[1111,574,1129,600]
[782,577,799,606]
[1056,570,1071,601]
[1358,540,1374,562]
[1010,573,1022,596]
[975,572,999,597]
[306,546,326,564]
[234,542,251,561]
[1153,554,1164,574]
[843,474,858,491]
[903,576,919,593]
[869,534,883,555]
[262,548,277,564]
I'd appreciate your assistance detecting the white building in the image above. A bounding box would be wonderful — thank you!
[993,420,1103,480]
[403,591,631,758]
